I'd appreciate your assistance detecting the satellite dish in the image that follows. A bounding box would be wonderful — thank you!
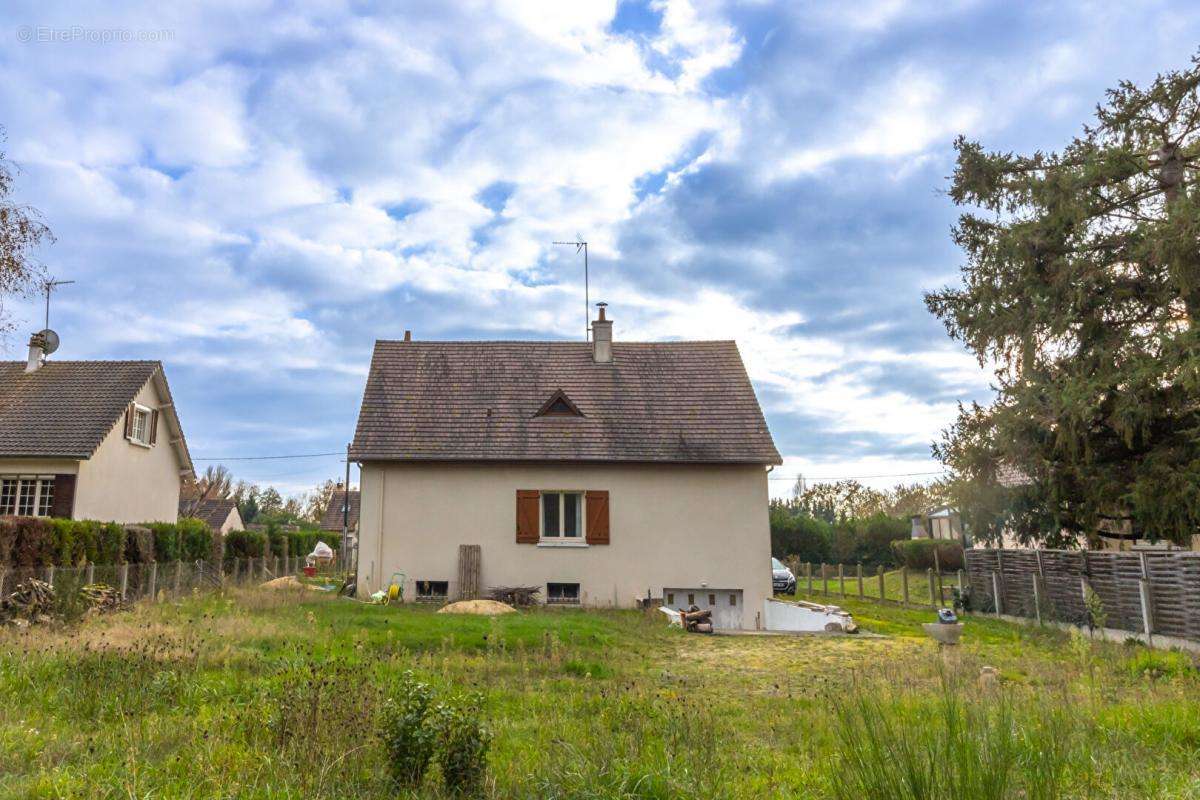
[38,329,60,356]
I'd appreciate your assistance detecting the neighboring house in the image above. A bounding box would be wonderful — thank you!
[349,307,781,629]
[181,498,244,535]
[910,506,964,544]
[0,334,193,523]
[320,486,359,547]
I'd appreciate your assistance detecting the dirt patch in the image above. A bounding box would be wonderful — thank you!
[437,599,516,616]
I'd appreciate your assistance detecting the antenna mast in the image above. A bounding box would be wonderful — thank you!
[42,277,75,330]
[553,239,589,340]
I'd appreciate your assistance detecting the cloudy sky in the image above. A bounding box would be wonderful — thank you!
[2,1,1198,498]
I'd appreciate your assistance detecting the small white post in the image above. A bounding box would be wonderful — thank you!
[86,562,95,585]
[1031,573,1042,625]
[991,571,1003,616]
[119,564,129,599]
[148,562,158,599]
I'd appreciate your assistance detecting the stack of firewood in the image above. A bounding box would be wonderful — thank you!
[1,578,56,619]
[681,606,714,634]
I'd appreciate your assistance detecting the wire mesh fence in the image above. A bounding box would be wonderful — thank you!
[0,556,309,603]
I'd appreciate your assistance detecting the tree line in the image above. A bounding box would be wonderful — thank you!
[181,465,347,529]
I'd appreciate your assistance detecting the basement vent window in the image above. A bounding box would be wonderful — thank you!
[546,582,580,605]
[415,581,449,601]
[0,475,54,517]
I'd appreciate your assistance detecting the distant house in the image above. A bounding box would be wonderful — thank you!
[910,506,964,544]
[349,306,781,629]
[0,333,193,523]
[320,486,359,542]
[181,498,244,535]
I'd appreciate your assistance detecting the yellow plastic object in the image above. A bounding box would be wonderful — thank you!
[385,571,405,605]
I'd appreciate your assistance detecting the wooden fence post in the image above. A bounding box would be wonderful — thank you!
[1031,573,1042,625]
[877,564,885,601]
[838,564,846,597]
[149,562,157,600]
[806,563,813,595]
[174,560,182,594]
[927,568,937,607]
[819,563,827,596]
[86,562,95,585]
[196,559,203,587]
[119,564,129,599]
[901,567,910,605]
[992,571,1003,616]
[856,563,864,598]
[45,564,55,587]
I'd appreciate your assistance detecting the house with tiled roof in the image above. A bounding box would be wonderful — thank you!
[350,306,780,628]
[320,486,359,540]
[180,497,244,535]
[0,332,193,524]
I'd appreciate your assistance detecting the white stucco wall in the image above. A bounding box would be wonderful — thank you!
[72,379,183,523]
[356,461,772,629]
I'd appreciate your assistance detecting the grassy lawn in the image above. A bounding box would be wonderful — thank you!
[795,568,961,606]
[1,587,1199,798]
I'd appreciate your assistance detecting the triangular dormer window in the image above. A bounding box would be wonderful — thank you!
[534,388,584,418]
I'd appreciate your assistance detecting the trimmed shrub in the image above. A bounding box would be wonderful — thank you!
[96,522,127,565]
[149,522,181,562]
[6,517,55,567]
[891,538,965,571]
[178,518,213,561]
[287,530,340,560]
[225,529,268,559]
[268,524,288,558]
[0,518,129,567]
[125,526,155,564]
[49,518,88,567]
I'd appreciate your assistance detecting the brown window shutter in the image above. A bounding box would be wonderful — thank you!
[149,409,159,445]
[124,404,134,438]
[51,474,76,519]
[585,490,610,545]
[516,490,540,543]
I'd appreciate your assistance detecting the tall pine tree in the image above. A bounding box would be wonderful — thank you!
[928,56,1200,547]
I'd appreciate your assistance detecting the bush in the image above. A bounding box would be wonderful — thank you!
[891,538,965,571]
[434,694,491,796]
[770,503,832,563]
[148,522,181,562]
[224,529,268,559]
[832,514,911,568]
[96,522,126,565]
[3,517,54,567]
[380,672,438,788]
[177,518,213,561]
[268,524,288,558]
[0,518,130,567]
[125,525,155,564]
[287,529,340,560]
[49,518,88,567]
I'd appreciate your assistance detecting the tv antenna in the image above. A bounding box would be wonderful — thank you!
[42,277,75,330]
[553,238,589,340]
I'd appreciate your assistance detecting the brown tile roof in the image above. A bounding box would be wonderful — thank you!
[0,360,163,459]
[320,490,360,531]
[350,340,781,464]
[181,498,240,530]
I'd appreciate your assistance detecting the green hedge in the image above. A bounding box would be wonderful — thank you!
[890,539,965,571]
[224,529,268,559]
[0,517,218,568]
[287,529,340,559]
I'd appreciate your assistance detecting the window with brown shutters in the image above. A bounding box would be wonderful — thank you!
[585,490,609,545]
[515,489,540,543]
[51,474,75,519]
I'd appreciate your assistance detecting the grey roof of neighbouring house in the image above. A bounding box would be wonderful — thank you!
[320,490,360,531]
[0,360,193,474]
[349,340,782,464]
[181,498,241,531]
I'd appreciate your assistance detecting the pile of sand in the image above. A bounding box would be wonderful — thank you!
[261,575,305,590]
[436,599,516,616]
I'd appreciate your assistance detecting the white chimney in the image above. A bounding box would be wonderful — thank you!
[591,303,612,363]
[24,332,45,373]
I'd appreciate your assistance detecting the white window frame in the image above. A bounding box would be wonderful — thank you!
[0,475,56,518]
[538,490,587,547]
[128,403,153,447]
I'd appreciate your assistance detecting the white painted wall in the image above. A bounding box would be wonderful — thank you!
[73,378,183,523]
[357,461,772,629]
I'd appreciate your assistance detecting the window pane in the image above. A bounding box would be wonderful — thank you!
[37,478,54,517]
[17,480,35,516]
[0,479,16,515]
[542,492,560,537]
[563,493,579,537]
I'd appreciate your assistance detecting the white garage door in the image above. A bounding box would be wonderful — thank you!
[662,587,743,630]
